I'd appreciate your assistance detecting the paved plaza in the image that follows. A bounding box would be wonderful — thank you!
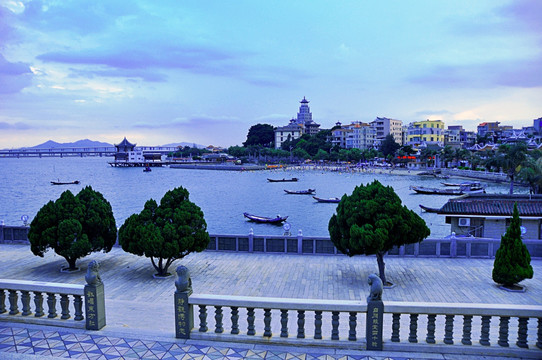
[0,244,541,359]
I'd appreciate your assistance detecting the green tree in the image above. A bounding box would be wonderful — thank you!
[28,186,117,271]
[328,180,430,285]
[494,143,528,194]
[118,187,209,277]
[380,134,400,157]
[243,124,275,147]
[518,157,542,194]
[492,203,533,288]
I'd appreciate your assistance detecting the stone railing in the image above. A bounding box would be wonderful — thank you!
[174,266,542,358]
[2,225,541,259]
[0,261,106,330]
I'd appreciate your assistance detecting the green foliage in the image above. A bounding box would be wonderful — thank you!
[118,186,209,277]
[492,204,534,286]
[28,186,117,270]
[380,134,400,157]
[328,180,430,283]
[243,124,275,147]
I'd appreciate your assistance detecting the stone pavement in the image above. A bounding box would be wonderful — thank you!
[1,244,541,359]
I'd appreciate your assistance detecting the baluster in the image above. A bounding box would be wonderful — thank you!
[498,316,510,347]
[480,315,491,346]
[263,309,272,337]
[247,307,255,335]
[297,310,305,338]
[280,309,288,337]
[231,307,239,334]
[47,293,57,318]
[331,311,340,340]
[461,315,472,345]
[426,314,436,343]
[0,289,5,313]
[21,291,32,316]
[516,317,528,348]
[391,313,401,342]
[60,294,70,319]
[537,318,542,349]
[214,306,223,333]
[408,314,418,343]
[198,305,208,332]
[34,292,44,317]
[73,295,83,321]
[313,311,322,340]
[8,290,19,315]
[348,312,356,341]
[443,314,454,344]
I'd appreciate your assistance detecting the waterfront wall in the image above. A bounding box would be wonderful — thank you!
[3,225,541,259]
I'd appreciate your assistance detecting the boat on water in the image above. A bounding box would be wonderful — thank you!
[419,204,440,213]
[143,167,152,172]
[51,180,80,185]
[441,181,484,190]
[284,189,315,195]
[243,212,288,224]
[411,185,485,195]
[313,196,341,203]
[267,177,298,182]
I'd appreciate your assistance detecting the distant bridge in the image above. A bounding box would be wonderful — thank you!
[0,146,179,158]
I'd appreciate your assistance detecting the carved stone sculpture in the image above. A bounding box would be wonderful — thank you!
[367,273,383,302]
[85,260,102,286]
[175,265,192,293]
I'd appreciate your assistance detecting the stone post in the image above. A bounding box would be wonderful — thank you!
[175,265,193,339]
[248,228,254,253]
[366,273,384,351]
[84,260,106,330]
[297,229,303,254]
[450,233,457,257]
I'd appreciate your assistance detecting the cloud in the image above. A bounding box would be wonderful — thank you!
[132,115,240,130]
[0,54,33,93]
[0,121,32,130]
[500,0,542,33]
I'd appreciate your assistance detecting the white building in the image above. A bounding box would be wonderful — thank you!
[370,117,403,146]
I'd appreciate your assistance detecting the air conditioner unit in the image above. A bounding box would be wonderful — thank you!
[458,218,471,227]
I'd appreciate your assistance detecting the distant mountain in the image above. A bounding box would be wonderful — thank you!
[28,139,113,149]
[161,142,206,149]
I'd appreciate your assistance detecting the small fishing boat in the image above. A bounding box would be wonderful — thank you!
[419,204,440,213]
[411,185,484,195]
[243,212,288,224]
[313,196,341,203]
[267,177,298,182]
[284,189,315,195]
[143,166,152,172]
[441,182,484,191]
[51,180,80,185]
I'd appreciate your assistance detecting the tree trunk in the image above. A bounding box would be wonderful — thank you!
[376,251,387,285]
[509,174,514,194]
[65,257,78,270]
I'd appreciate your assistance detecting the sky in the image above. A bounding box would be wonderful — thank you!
[0,0,541,148]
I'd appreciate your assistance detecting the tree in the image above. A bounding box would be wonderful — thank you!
[243,124,275,147]
[494,143,528,194]
[28,186,117,271]
[380,134,400,158]
[518,157,542,194]
[118,186,209,277]
[328,180,430,285]
[492,203,533,288]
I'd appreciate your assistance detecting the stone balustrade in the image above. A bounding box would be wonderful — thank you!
[0,261,106,330]
[175,266,542,358]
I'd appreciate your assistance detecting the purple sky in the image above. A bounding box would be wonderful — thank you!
[0,0,541,148]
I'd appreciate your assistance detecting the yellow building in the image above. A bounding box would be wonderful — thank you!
[406,120,445,147]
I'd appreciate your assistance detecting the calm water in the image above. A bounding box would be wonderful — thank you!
[0,157,514,238]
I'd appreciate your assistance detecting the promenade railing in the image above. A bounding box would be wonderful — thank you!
[174,267,542,358]
[2,225,541,259]
[0,261,106,330]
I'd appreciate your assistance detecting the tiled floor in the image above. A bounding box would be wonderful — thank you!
[0,325,423,360]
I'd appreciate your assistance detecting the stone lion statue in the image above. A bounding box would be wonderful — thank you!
[367,273,383,302]
[85,260,102,286]
[175,265,192,293]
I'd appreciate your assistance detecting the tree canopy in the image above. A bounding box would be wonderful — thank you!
[28,186,117,270]
[492,203,533,287]
[243,123,275,147]
[380,134,400,157]
[328,180,430,284]
[118,186,209,277]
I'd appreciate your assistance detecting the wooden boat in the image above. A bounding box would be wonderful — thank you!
[243,212,288,224]
[143,167,152,172]
[411,186,484,195]
[267,177,298,182]
[419,204,440,213]
[441,182,484,191]
[51,180,80,185]
[313,196,341,203]
[284,189,315,195]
